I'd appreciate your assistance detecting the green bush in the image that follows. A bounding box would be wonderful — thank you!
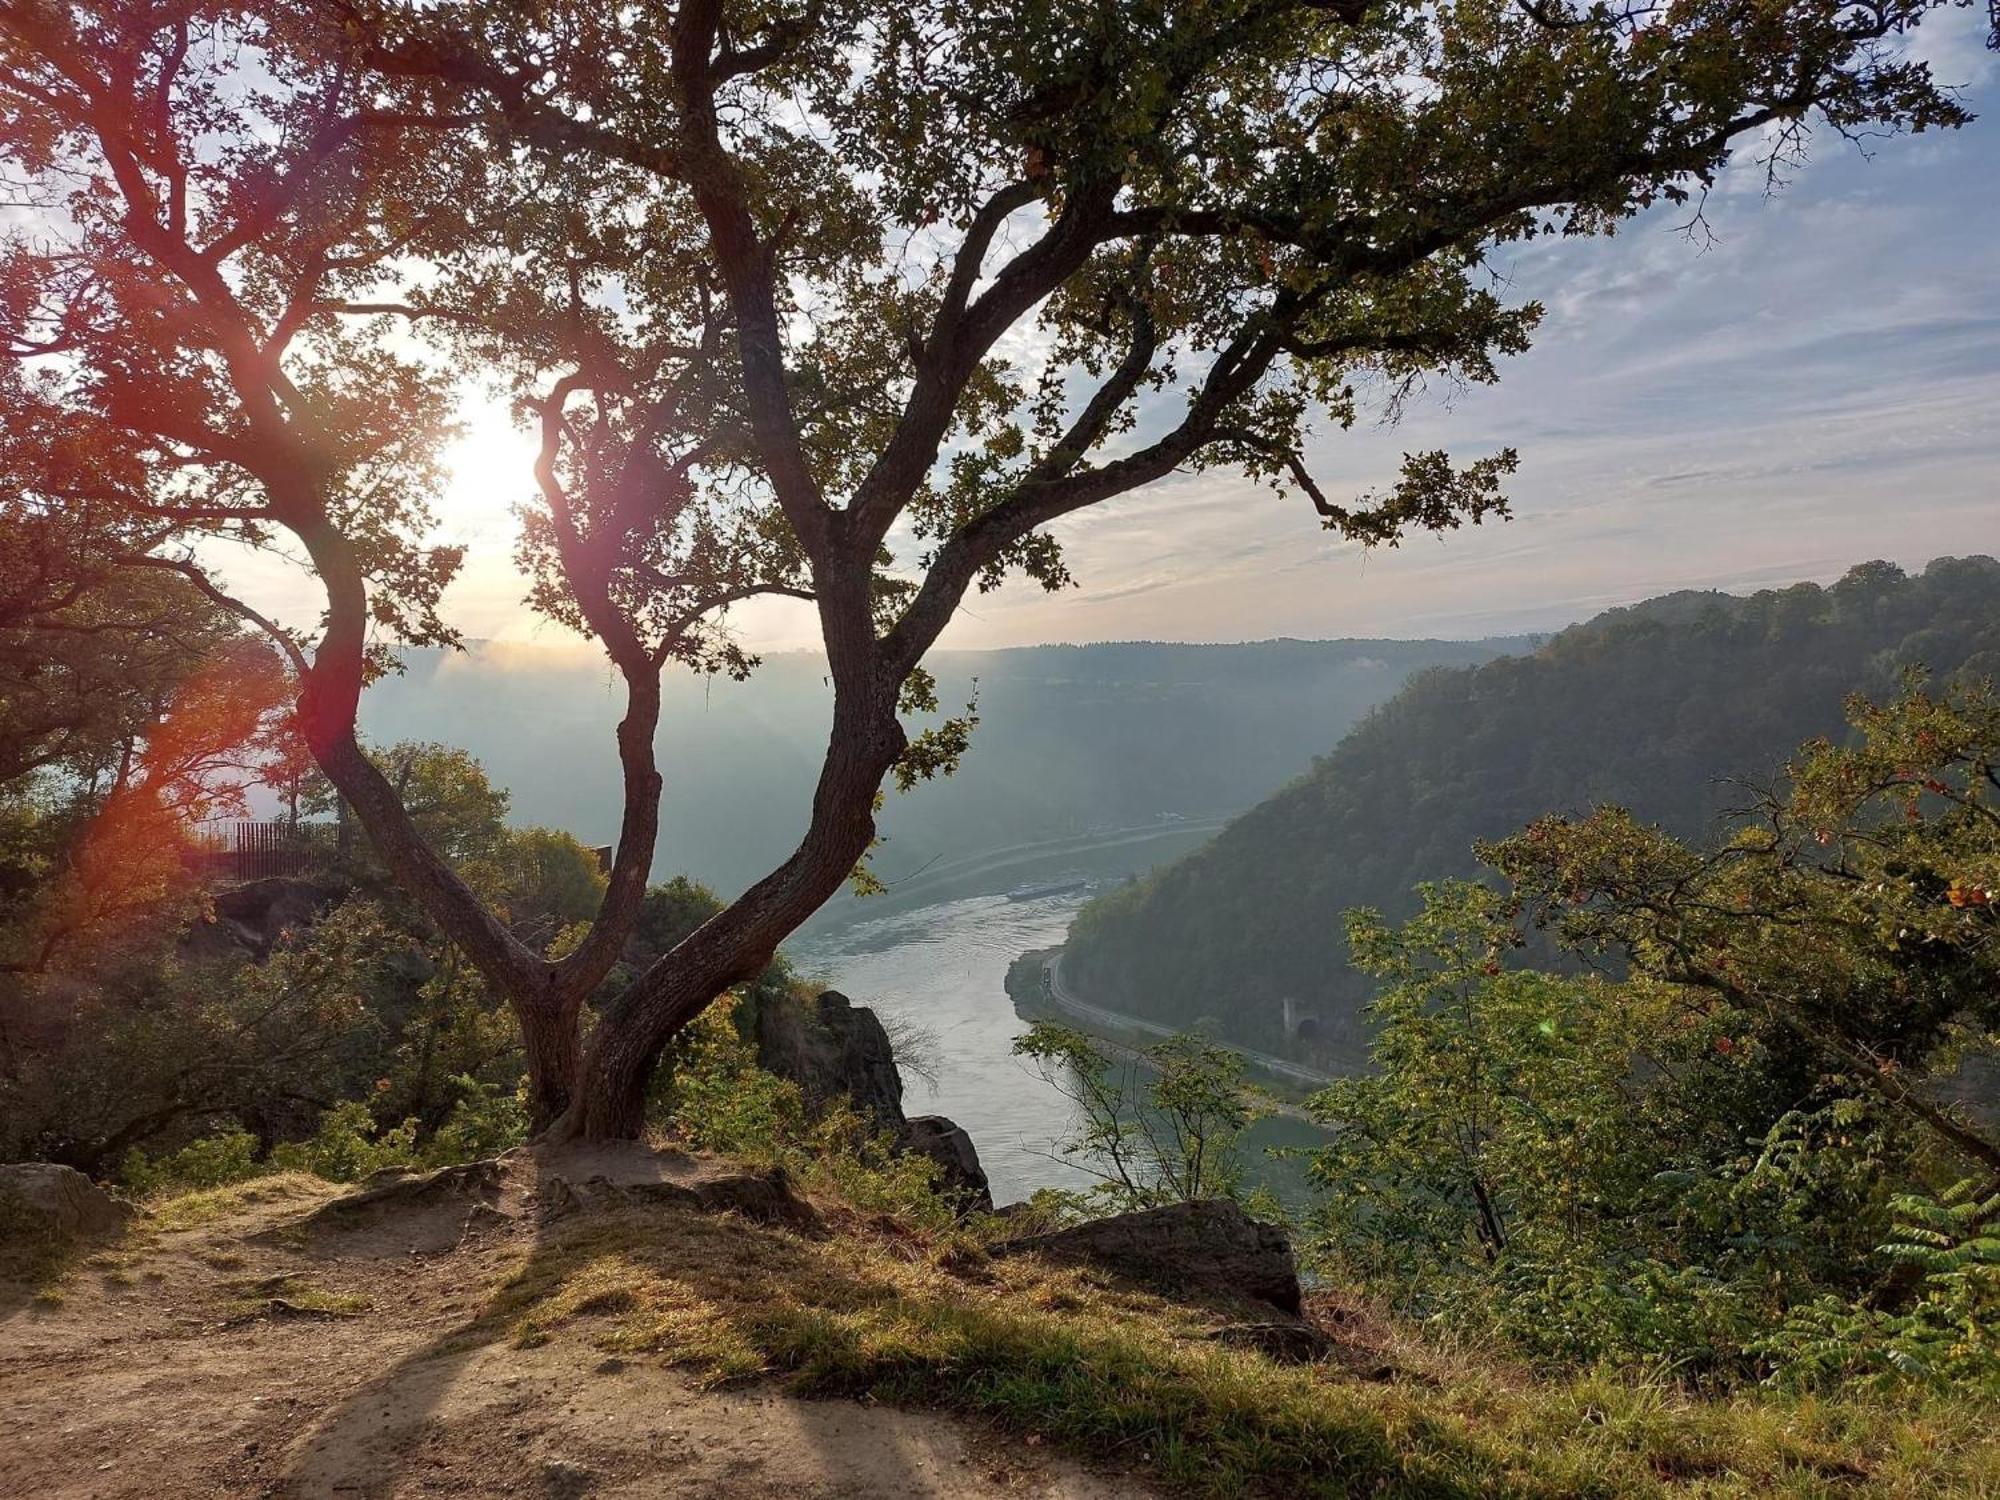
[269,1101,419,1183]
[424,1076,530,1164]
[120,1129,262,1194]
[1758,1181,2000,1394]
[652,996,951,1227]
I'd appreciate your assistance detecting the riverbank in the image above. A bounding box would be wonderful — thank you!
[1004,947,1331,1106]
[787,897,1326,1206]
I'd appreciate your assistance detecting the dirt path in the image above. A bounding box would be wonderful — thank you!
[0,1158,1145,1500]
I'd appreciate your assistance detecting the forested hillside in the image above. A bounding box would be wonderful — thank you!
[1062,557,2000,1055]
[357,637,1527,896]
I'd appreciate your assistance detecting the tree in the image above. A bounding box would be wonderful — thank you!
[1306,881,1946,1375]
[1309,884,1640,1269]
[1,629,293,986]
[1484,677,2000,1182]
[1015,1021,1263,1208]
[501,827,610,952]
[0,0,1970,1138]
[0,491,245,792]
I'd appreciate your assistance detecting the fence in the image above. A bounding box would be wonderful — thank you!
[186,819,343,882]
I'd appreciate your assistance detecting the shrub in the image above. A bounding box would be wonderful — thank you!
[651,996,951,1227]
[269,1101,419,1182]
[1758,1180,2000,1394]
[423,1076,530,1165]
[119,1129,261,1194]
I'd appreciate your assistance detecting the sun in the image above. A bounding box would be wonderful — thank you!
[434,396,539,550]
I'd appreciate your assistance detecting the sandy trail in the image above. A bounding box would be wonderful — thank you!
[0,1156,1142,1500]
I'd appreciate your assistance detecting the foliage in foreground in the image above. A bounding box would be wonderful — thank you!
[1310,681,2000,1394]
[1757,1181,2000,1395]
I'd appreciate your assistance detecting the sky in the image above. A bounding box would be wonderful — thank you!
[383,13,2000,653]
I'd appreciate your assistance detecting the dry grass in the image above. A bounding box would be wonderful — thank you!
[141,1171,330,1233]
[471,1204,2000,1499]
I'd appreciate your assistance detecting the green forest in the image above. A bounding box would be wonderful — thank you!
[1064,557,2000,1056]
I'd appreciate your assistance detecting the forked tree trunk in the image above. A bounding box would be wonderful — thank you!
[557,695,903,1140]
[291,520,666,1138]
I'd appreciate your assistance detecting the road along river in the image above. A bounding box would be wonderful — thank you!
[789,890,1329,1208]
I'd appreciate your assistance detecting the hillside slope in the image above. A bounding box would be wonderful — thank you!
[1061,557,2000,1057]
[7,1149,1991,1499]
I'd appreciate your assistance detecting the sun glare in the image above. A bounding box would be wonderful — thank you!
[436,398,538,549]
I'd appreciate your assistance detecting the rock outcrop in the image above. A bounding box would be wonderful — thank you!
[540,1167,823,1234]
[181,876,347,962]
[900,1116,993,1214]
[282,1159,508,1254]
[0,1162,130,1242]
[995,1199,1302,1315]
[754,988,994,1215]
[754,989,906,1127]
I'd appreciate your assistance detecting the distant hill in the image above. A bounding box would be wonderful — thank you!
[355,636,1531,898]
[1060,557,2000,1059]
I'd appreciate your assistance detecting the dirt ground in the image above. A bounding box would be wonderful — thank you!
[0,1150,1149,1500]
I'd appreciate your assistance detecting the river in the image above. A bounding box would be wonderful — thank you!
[789,890,1329,1208]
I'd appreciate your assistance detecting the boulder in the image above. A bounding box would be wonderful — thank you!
[898,1116,993,1215]
[181,877,346,962]
[0,1163,129,1242]
[995,1199,1302,1315]
[539,1167,823,1235]
[754,989,906,1130]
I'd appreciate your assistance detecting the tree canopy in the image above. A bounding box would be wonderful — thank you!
[0,0,1971,1136]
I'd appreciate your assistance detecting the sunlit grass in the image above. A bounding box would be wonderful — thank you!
[143,1171,329,1232]
[474,1204,2000,1499]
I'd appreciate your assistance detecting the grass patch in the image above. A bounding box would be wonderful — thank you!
[145,1172,327,1232]
[219,1272,370,1318]
[470,1205,2000,1499]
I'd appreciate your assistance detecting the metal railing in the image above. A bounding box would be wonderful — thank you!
[185,819,343,882]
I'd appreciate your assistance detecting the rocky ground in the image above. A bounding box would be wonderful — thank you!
[0,1148,1145,1500]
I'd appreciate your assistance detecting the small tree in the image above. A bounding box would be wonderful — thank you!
[1484,677,2000,1181]
[0,0,1971,1136]
[1015,1021,1261,1207]
[1309,883,1661,1271]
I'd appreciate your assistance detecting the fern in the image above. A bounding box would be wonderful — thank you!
[1758,1178,2000,1393]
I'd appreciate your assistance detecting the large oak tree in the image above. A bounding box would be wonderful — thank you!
[0,0,1972,1138]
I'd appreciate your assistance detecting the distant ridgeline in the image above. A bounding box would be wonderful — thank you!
[359,636,1532,897]
[1061,557,2000,1062]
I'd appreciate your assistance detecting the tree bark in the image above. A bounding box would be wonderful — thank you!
[517,983,583,1132]
[560,659,904,1139]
